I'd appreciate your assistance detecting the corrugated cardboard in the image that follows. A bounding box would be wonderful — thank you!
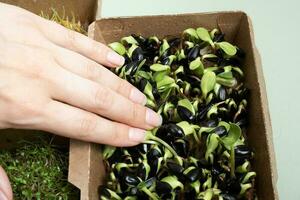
[0,0,98,29]
[68,11,278,200]
[0,2,278,198]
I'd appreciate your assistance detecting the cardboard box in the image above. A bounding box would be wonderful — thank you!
[68,11,279,200]
[0,0,98,29]
[0,2,278,199]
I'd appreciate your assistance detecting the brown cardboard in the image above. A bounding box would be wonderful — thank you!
[0,0,98,29]
[68,11,278,200]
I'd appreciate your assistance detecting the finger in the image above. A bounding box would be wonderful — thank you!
[0,165,12,200]
[35,17,124,67]
[52,46,146,105]
[40,100,146,146]
[48,66,162,129]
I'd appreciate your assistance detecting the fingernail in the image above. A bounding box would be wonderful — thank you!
[130,88,147,105]
[129,128,146,143]
[146,108,162,127]
[0,190,8,200]
[107,51,125,66]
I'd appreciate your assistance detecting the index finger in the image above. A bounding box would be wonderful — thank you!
[36,17,124,67]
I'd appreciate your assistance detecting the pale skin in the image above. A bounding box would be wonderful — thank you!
[0,3,162,199]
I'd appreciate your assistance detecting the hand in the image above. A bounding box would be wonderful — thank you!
[0,165,12,200]
[0,3,162,146]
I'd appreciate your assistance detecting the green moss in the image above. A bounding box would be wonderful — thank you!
[0,137,79,200]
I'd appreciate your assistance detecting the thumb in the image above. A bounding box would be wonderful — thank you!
[0,165,12,200]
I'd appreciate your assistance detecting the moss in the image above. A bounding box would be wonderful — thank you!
[0,137,79,200]
[40,8,86,35]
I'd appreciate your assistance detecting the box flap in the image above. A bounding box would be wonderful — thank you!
[0,0,98,28]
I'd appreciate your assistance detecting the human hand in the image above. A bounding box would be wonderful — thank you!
[0,165,12,200]
[0,3,162,146]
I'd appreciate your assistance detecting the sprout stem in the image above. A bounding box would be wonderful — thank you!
[146,132,183,165]
[230,147,236,178]
[141,187,159,200]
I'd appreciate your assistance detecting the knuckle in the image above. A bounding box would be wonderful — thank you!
[117,79,132,96]
[90,40,101,53]
[130,103,142,122]
[26,48,53,80]
[77,116,97,138]
[15,15,36,28]
[94,87,113,111]
[85,63,101,81]
[66,30,79,49]
[111,124,128,144]
[5,98,44,127]
[90,41,107,58]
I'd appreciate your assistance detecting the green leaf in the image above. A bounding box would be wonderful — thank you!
[236,161,250,173]
[202,54,217,60]
[221,123,242,150]
[154,71,169,82]
[176,121,194,136]
[190,180,200,194]
[218,71,233,79]
[159,39,170,56]
[161,87,173,100]
[146,98,156,109]
[201,71,216,98]
[136,71,152,80]
[178,99,195,115]
[121,36,138,45]
[144,81,155,101]
[163,102,175,117]
[202,177,212,191]
[102,145,116,159]
[115,163,129,171]
[239,183,252,195]
[167,55,177,65]
[205,133,219,162]
[161,176,184,190]
[174,65,184,75]
[217,41,237,56]
[207,104,218,119]
[218,121,230,132]
[148,36,160,44]
[242,172,256,184]
[198,127,215,137]
[216,76,237,87]
[196,27,214,47]
[127,44,138,58]
[233,67,244,76]
[210,28,219,39]
[176,49,186,61]
[107,188,122,200]
[183,166,196,175]
[108,42,126,56]
[157,76,175,90]
[137,59,146,72]
[150,63,170,72]
[124,196,137,200]
[203,66,218,73]
[184,41,195,49]
[189,57,204,76]
[183,28,199,40]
